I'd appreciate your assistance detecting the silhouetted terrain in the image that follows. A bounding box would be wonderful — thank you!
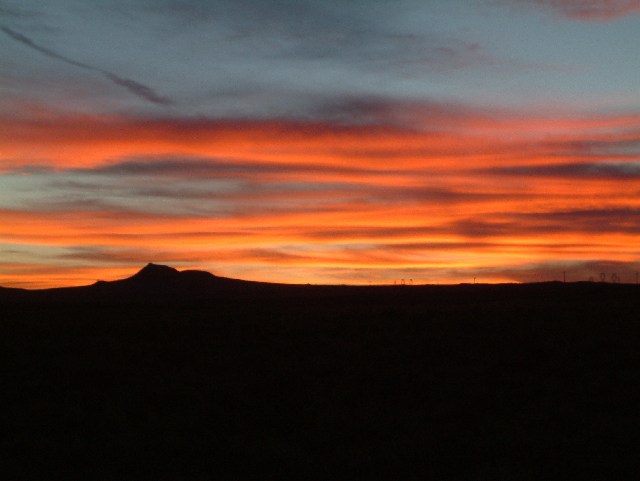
[2,265,639,479]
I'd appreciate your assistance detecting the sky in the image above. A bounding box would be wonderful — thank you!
[1,0,639,288]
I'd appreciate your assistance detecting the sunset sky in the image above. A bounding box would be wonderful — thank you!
[1,0,639,288]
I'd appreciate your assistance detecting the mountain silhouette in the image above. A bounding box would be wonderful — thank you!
[90,263,264,303]
[106,263,219,292]
[0,262,635,305]
[0,263,300,304]
[128,262,181,281]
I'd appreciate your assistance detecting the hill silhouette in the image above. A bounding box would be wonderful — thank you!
[0,263,274,303]
[127,262,182,280]
[91,262,237,302]
[1,262,637,306]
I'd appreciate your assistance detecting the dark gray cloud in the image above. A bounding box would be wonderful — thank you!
[520,208,640,234]
[307,225,442,241]
[274,29,485,75]
[451,208,640,238]
[60,246,159,265]
[452,219,517,239]
[366,186,502,205]
[19,197,143,216]
[556,137,640,157]
[1,25,172,105]
[68,155,399,179]
[314,95,492,127]
[485,161,640,180]
[142,0,487,78]
[101,72,172,105]
[83,157,308,177]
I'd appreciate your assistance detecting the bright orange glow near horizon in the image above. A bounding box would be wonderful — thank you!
[2,106,639,289]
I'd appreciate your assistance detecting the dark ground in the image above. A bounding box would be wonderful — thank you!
[2,280,639,480]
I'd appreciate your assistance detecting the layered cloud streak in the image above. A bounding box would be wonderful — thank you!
[1,98,639,287]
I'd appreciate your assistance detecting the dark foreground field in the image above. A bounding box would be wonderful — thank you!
[2,272,639,479]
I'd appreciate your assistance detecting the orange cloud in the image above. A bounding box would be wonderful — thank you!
[1,105,639,288]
